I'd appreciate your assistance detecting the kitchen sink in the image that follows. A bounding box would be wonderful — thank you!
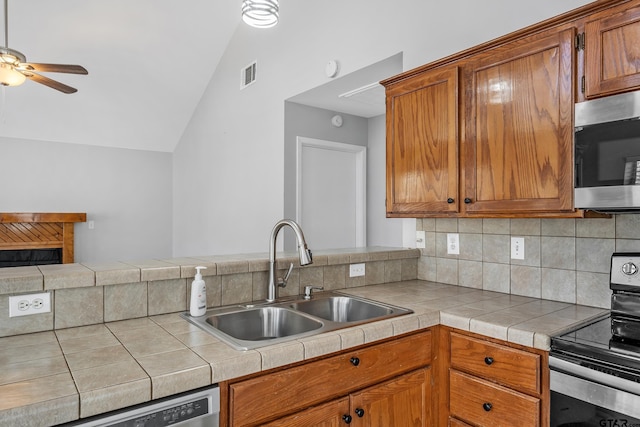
[205,306,323,341]
[289,296,394,323]
[181,292,412,350]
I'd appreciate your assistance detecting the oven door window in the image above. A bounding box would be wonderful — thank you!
[551,391,640,427]
[575,118,640,188]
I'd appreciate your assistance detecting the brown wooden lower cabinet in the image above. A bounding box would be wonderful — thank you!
[449,370,540,427]
[264,369,430,427]
[223,330,433,426]
[260,397,350,427]
[221,326,549,426]
[437,327,549,427]
[449,417,474,427]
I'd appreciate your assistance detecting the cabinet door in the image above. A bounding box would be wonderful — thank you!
[261,397,350,427]
[464,28,574,213]
[585,4,640,98]
[385,67,459,216]
[449,418,474,427]
[350,368,430,427]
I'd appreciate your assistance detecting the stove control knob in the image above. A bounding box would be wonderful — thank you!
[622,262,638,276]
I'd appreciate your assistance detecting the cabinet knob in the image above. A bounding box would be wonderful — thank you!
[483,402,493,412]
[484,356,494,365]
[350,357,360,367]
[355,408,365,417]
[342,414,353,424]
[464,198,472,204]
[447,198,455,204]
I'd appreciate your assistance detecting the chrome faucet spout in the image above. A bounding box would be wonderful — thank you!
[267,219,313,302]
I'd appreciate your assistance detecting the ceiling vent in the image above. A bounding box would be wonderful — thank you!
[241,61,257,89]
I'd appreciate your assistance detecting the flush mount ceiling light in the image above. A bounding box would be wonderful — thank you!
[0,0,87,93]
[242,0,279,28]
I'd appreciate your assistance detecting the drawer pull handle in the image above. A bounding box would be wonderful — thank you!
[464,197,472,204]
[484,356,494,365]
[483,402,493,412]
[350,357,360,366]
[342,414,352,424]
[355,408,365,417]
[447,198,455,204]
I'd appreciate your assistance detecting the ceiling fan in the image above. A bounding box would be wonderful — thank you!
[0,0,87,94]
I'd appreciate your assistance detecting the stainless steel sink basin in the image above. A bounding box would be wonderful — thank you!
[289,296,394,323]
[181,291,412,350]
[205,306,323,341]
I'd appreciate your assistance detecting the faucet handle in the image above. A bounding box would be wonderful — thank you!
[278,263,295,288]
[303,285,324,300]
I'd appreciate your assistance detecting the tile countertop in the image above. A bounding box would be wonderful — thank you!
[0,280,607,427]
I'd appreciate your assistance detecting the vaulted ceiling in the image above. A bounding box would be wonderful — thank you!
[0,0,239,152]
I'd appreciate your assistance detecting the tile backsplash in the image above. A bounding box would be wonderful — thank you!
[0,248,419,338]
[416,215,640,308]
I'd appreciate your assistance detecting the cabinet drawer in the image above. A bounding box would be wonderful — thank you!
[450,332,540,394]
[449,370,539,427]
[229,330,431,426]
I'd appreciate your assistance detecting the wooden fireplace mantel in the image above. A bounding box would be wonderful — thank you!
[0,213,87,264]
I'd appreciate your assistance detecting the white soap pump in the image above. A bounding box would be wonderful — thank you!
[189,266,207,317]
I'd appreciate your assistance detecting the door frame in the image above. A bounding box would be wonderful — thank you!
[295,136,367,247]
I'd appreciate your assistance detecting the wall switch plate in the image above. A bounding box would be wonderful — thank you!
[88,220,95,229]
[416,231,426,249]
[447,233,460,255]
[511,237,525,260]
[9,292,51,317]
[349,263,365,277]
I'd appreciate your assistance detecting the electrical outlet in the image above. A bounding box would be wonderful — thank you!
[349,263,365,277]
[511,237,525,260]
[447,233,460,255]
[9,292,51,317]
[416,231,426,249]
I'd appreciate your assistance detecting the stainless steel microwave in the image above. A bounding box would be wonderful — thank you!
[575,90,640,211]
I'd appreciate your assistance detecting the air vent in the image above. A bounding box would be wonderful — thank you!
[241,61,257,89]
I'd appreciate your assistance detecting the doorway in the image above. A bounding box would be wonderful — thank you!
[296,137,366,250]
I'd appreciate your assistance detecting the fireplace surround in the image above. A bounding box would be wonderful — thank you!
[0,213,86,267]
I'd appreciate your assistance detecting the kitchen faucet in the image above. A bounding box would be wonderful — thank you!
[267,219,313,302]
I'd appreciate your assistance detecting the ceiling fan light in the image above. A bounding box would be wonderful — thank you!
[0,63,26,86]
[242,0,279,28]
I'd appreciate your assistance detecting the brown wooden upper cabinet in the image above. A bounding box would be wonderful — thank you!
[385,67,459,215]
[583,2,640,98]
[463,28,575,214]
[382,0,640,218]
[383,27,575,217]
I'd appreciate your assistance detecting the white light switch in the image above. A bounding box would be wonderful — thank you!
[511,237,525,260]
[416,231,426,249]
[447,233,460,255]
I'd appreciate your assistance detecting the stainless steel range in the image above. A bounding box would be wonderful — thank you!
[550,253,640,426]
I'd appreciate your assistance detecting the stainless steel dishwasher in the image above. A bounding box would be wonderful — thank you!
[58,385,219,427]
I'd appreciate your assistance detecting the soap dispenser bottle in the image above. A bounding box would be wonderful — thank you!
[189,266,207,317]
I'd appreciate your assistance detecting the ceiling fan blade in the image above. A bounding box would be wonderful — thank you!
[22,63,88,75]
[24,72,78,94]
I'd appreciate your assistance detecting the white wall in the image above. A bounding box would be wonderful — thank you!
[283,102,368,251]
[0,137,172,263]
[173,0,591,257]
[367,115,408,247]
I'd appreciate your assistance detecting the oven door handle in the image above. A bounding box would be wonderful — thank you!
[550,357,640,420]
